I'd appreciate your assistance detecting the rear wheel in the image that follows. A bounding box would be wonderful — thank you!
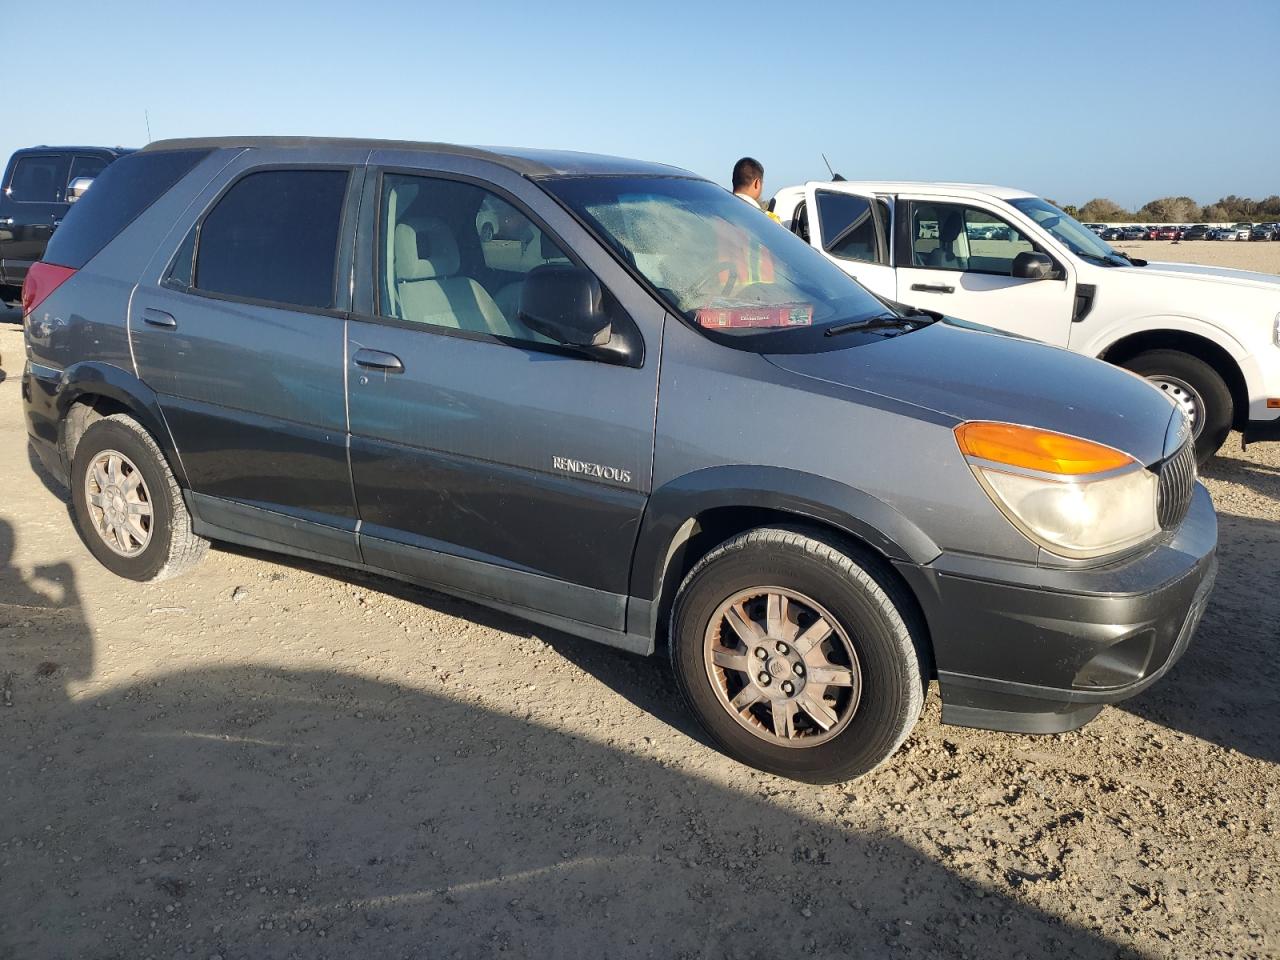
[70,414,208,581]
[1121,349,1232,465]
[669,527,926,784]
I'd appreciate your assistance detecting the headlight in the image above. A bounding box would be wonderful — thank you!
[956,421,1159,559]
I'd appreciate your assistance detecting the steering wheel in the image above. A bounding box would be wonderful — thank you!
[689,261,739,298]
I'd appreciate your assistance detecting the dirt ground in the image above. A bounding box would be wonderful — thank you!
[1,247,1277,958]
[1112,238,1280,274]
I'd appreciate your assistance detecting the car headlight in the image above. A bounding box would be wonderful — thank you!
[955,421,1159,559]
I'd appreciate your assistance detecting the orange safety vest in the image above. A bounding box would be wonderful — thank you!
[715,219,776,290]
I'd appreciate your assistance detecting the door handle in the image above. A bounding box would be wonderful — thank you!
[142,308,177,328]
[910,283,955,294]
[353,348,404,373]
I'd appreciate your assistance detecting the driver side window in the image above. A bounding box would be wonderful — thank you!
[910,203,1035,275]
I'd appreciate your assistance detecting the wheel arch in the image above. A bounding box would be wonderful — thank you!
[56,362,189,487]
[628,466,940,659]
[1098,328,1250,428]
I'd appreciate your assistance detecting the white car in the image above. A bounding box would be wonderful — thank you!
[1232,223,1253,241]
[772,181,1280,462]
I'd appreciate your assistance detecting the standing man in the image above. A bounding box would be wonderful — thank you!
[732,157,780,222]
[732,157,766,210]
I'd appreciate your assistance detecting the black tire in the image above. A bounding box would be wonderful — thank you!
[1120,349,1232,465]
[70,414,207,581]
[668,527,927,784]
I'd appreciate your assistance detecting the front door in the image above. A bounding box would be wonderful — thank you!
[345,166,661,631]
[130,157,364,560]
[0,152,69,287]
[800,183,898,301]
[894,197,1074,346]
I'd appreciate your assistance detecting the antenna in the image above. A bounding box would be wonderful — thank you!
[145,109,153,143]
[821,153,847,182]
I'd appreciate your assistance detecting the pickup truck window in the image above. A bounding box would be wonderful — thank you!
[815,191,884,265]
[6,154,70,203]
[67,155,108,187]
[1008,197,1125,264]
[546,175,889,348]
[910,202,1034,276]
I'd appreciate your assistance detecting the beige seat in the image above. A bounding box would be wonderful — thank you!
[392,218,516,337]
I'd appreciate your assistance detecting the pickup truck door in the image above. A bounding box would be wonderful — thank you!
[797,182,898,302]
[0,152,70,289]
[893,195,1074,347]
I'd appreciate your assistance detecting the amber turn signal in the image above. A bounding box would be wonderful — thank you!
[954,421,1135,476]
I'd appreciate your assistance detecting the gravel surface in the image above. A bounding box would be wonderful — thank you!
[1,296,1277,957]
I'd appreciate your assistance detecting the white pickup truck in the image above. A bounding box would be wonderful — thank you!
[772,181,1280,462]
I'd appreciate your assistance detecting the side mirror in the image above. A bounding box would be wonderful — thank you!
[518,264,612,348]
[67,177,94,203]
[1011,251,1055,280]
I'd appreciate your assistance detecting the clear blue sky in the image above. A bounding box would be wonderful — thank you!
[5,0,1276,208]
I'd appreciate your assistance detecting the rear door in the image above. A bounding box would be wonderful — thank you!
[893,195,1074,345]
[344,153,663,631]
[0,151,70,287]
[800,182,897,301]
[130,149,365,560]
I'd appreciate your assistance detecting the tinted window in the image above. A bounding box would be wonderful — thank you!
[6,154,70,202]
[815,191,882,263]
[196,169,349,309]
[378,173,571,343]
[68,155,109,185]
[165,226,196,289]
[910,202,1034,275]
[44,149,209,269]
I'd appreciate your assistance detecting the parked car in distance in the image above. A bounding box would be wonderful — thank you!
[1083,223,1106,235]
[772,179,1280,463]
[0,146,131,305]
[1232,222,1253,240]
[1182,224,1211,240]
[1156,225,1179,240]
[1101,226,1125,241]
[1250,223,1277,241]
[22,137,1219,784]
[1121,225,1147,240]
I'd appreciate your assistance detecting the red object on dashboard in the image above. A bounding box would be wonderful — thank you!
[695,304,814,329]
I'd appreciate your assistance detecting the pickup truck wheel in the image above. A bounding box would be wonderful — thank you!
[70,414,208,581]
[1121,350,1232,464]
[669,527,926,784]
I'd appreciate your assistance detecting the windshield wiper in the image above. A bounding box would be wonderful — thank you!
[825,314,924,337]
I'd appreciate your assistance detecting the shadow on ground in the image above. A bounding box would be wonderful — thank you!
[1120,511,1280,764]
[0,517,1131,959]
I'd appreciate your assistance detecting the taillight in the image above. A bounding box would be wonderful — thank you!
[21,262,77,316]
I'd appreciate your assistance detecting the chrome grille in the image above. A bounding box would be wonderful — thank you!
[1156,441,1196,530]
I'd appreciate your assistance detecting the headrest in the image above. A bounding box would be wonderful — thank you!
[394,219,461,281]
[939,211,964,243]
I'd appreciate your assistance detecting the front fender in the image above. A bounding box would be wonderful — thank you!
[629,465,942,608]
[1077,314,1250,363]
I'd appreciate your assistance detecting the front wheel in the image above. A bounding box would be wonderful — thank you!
[669,527,927,784]
[1120,349,1232,465]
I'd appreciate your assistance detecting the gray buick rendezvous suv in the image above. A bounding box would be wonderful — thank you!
[21,138,1217,783]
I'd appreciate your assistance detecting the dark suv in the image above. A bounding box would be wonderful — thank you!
[21,138,1217,782]
[0,146,131,304]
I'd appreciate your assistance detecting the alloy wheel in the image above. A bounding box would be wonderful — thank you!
[83,449,153,557]
[703,587,862,748]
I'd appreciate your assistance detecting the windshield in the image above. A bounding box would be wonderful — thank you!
[543,176,891,344]
[1008,197,1130,265]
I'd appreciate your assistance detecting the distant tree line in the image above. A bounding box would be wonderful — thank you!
[1048,195,1280,223]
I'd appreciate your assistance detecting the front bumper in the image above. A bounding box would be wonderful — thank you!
[895,483,1218,734]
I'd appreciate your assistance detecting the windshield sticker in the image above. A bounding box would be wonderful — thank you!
[695,303,814,329]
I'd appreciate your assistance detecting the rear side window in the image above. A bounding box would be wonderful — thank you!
[815,191,884,264]
[194,169,348,310]
[43,150,209,269]
[6,154,71,203]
